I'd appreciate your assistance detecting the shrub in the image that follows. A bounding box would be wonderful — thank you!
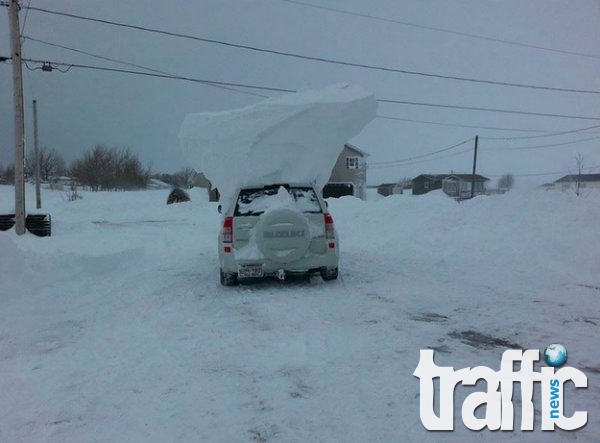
[167,188,190,204]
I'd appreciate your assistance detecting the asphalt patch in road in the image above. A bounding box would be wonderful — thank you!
[448,330,521,350]
[410,312,448,323]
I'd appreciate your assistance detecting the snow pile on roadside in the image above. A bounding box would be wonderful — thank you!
[179,83,377,203]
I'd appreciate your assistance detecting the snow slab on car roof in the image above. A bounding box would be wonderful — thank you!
[179,83,377,203]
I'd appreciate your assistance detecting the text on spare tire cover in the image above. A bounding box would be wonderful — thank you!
[263,230,306,239]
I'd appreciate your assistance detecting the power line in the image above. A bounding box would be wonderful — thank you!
[20,0,32,44]
[375,114,600,135]
[478,123,600,140]
[24,36,165,71]
[10,57,600,122]
[23,5,600,95]
[486,165,600,177]
[367,134,600,170]
[369,138,473,166]
[17,57,296,93]
[369,146,474,169]
[23,59,71,73]
[372,156,600,175]
[23,59,43,71]
[378,98,600,121]
[22,36,269,98]
[276,0,600,61]
[482,135,600,151]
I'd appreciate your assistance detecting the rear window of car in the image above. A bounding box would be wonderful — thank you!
[234,185,322,216]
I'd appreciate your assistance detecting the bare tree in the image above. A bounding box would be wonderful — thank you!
[152,167,195,188]
[71,145,149,191]
[574,154,584,196]
[179,167,195,188]
[64,182,82,202]
[113,148,149,190]
[26,147,66,181]
[43,148,66,181]
[498,174,515,190]
[71,145,112,191]
[0,164,14,184]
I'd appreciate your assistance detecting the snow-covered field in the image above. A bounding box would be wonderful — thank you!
[1,184,598,442]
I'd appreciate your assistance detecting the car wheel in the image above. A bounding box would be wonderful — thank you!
[220,269,239,286]
[320,267,338,281]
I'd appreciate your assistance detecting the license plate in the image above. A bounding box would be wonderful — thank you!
[238,264,264,278]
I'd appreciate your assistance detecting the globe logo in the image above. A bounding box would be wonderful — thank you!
[544,344,567,367]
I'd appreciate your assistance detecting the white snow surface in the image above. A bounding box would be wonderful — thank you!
[236,186,321,216]
[1,185,599,442]
[237,186,297,216]
[179,83,377,203]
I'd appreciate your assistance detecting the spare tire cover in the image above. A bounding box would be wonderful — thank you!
[255,208,312,263]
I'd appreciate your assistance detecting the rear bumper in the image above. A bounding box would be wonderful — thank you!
[219,241,339,275]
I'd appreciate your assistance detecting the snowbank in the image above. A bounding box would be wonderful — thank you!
[179,83,377,203]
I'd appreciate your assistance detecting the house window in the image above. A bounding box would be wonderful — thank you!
[424,182,430,189]
[346,156,360,169]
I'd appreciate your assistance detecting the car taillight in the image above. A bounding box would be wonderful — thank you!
[324,213,335,240]
[223,216,233,243]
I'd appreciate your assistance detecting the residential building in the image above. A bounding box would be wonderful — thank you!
[323,143,369,200]
[441,174,489,199]
[377,181,410,197]
[544,174,600,192]
[412,173,489,197]
[411,174,447,195]
[191,170,220,201]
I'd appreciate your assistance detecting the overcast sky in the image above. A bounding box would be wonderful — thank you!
[1,0,599,186]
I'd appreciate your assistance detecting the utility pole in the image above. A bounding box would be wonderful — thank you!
[7,0,26,234]
[470,135,478,199]
[33,100,41,208]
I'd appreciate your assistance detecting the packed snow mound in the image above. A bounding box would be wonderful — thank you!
[179,83,377,202]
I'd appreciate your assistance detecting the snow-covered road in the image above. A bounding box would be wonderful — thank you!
[1,185,598,442]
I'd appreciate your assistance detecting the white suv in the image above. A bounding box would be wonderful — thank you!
[218,184,339,285]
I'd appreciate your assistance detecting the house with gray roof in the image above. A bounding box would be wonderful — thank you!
[543,173,600,192]
[323,143,369,200]
[412,173,490,198]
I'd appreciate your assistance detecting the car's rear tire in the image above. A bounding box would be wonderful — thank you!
[220,269,239,286]
[320,267,338,281]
